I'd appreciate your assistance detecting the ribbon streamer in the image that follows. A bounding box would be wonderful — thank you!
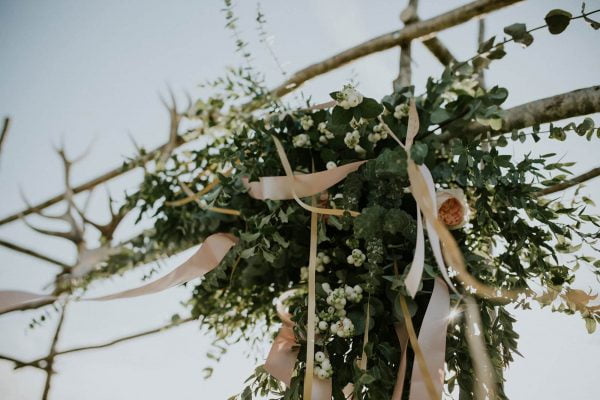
[90,233,238,301]
[0,233,238,311]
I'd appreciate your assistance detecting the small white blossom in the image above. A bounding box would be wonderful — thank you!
[347,249,366,267]
[326,161,337,170]
[315,351,326,362]
[394,103,410,119]
[292,133,310,148]
[368,132,381,144]
[336,84,364,109]
[300,115,314,131]
[344,130,360,148]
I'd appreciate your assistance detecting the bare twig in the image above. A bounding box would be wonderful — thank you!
[55,316,194,356]
[0,117,10,158]
[536,167,600,196]
[5,317,195,371]
[157,88,183,167]
[0,238,69,269]
[42,302,68,400]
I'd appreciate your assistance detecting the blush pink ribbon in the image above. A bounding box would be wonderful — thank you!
[265,290,332,399]
[392,278,450,400]
[243,161,366,201]
[0,233,238,312]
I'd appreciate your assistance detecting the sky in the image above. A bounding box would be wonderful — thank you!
[0,0,599,399]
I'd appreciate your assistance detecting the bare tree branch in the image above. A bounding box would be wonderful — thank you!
[4,317,195,371]
[442,85,600,140]
[269,0,522,98]
[422,33,457,67]
[42,302,68,400]
[394,0,419,91]
[0,117,10,158]
[536,167,600,196]
[0,238,69,269]
[477,19,486,87]
[54,316,194,356]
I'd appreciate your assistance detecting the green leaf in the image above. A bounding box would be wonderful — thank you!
[331,106,353,125]
[359,97,384,118]
[430,108,452,124]
[503,23,534,46]
[410,142,428,165]
[545,9,572,34]
[478,36,496,53]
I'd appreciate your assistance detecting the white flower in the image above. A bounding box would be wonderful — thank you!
[326,161,337,170]
[394,103,410,119]
[336,84,364,109]
[344,130,361,149]
[300,115,314,131]
[368,132,381,143]
[436,188,470,229]
[315,351,326,362]
[347,249,366,267]
[292,133,310,148]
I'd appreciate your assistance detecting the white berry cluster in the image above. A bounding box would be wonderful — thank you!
[318,122,335,144]
[335,84,363,110]
[314,352,333,379]
[326,161,337,170]
[393,103,410,119]
[300,115,314,131]
[343,130,366,156]
[317,283,363,338]
[442,76,479,103]
[292,133,310,148]
[316,251,331,272]
[367,122,389,145]
[346,248,366,267]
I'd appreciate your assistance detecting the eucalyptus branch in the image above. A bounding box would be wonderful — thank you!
[457,8,600,70]
[536,167,600,196]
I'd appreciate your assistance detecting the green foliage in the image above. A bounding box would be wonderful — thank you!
[545,9,573,34]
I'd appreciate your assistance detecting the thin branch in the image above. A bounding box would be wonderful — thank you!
[13,317,195,370]
[56,316,194,356]
[0,354,42,370]
[0,238,70,269]
[42,302,68,400]
[0,117,10,158]
[536,167,600,196]
[0,140,173,226]
[421,33,457,66]
[269,0,522,98]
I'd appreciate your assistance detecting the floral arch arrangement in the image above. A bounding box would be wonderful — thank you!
[1,1,599,400]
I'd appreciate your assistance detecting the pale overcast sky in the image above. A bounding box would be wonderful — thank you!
[0,0,599,399]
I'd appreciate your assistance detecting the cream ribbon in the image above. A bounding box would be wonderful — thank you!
[0,233,238,311]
